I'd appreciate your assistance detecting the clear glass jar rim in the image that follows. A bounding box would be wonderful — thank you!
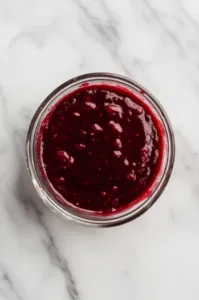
[26,72,175,227]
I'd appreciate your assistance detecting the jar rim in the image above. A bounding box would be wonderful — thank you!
[26,72,175,227]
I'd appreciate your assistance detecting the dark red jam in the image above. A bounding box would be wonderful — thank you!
[39,85,163,213]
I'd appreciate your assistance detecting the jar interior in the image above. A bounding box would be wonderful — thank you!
[27,74,174,226]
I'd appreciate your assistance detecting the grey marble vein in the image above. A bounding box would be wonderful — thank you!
[73,0,132,76]
[142,0,186,56]
[14,134,79,300]
[0,266,23,300]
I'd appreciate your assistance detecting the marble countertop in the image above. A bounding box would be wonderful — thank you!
[0,0,199,299]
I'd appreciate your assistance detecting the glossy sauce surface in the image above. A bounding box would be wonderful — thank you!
[40,85,163,212]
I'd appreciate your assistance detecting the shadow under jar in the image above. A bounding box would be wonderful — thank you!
[26,73,175,227]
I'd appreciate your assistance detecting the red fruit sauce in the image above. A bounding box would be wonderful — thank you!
[39,85,163,213]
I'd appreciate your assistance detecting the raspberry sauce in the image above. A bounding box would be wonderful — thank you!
[39,85,163,213]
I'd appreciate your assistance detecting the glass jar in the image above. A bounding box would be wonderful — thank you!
[26,73,175,227]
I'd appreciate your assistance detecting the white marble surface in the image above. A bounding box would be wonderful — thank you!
[0,0,199,299]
